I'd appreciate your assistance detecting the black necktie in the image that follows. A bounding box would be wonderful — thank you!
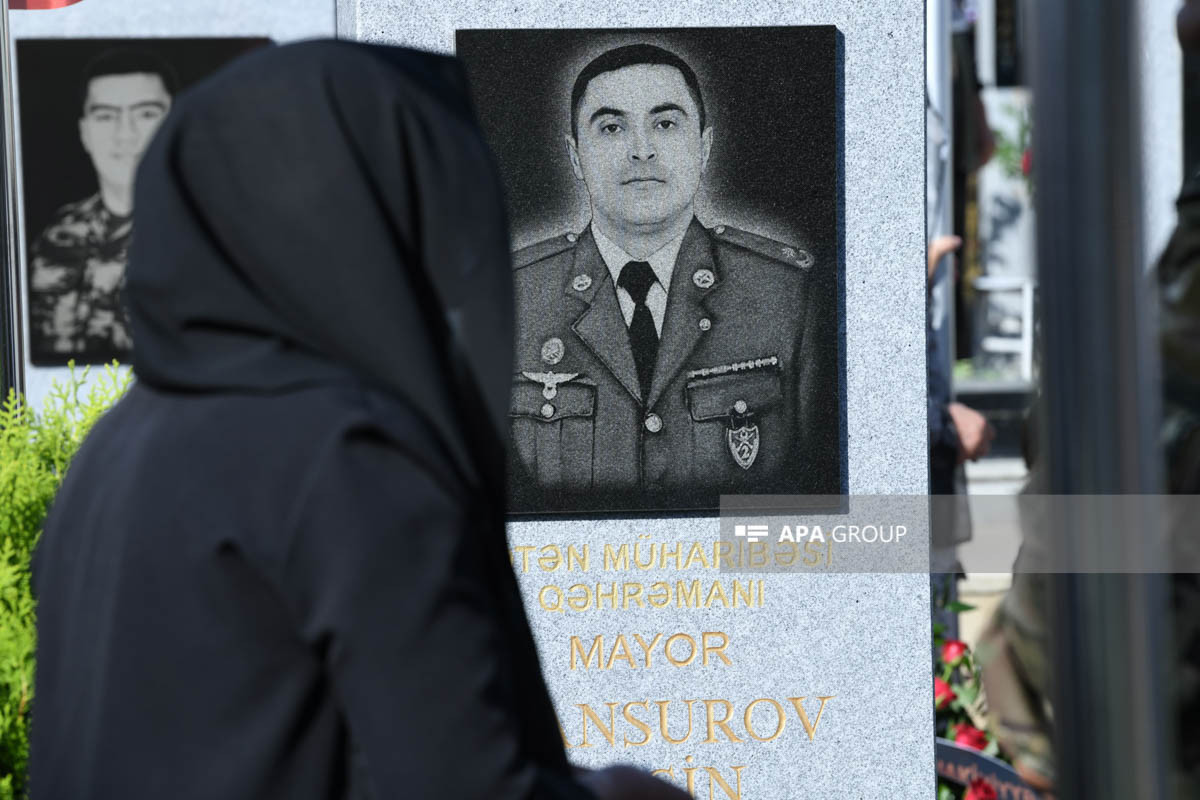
[617,260,659,401]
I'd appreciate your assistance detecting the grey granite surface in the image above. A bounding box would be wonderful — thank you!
[509,525,933,797]
[344,2,931,796]
[336,0,357,39]
[9,0,334,40]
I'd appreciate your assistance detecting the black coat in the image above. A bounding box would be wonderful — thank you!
[33,381,583,798]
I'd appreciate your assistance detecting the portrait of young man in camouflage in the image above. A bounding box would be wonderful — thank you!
[19,39,270,367]
[26,49,175,364]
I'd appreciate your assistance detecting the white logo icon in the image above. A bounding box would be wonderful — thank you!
[734,524,769,543]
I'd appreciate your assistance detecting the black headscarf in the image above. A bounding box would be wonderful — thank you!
[126,40,514,491]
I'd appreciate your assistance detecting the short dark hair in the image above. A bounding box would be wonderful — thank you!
[79,49,178,113]
[569,43,706,138]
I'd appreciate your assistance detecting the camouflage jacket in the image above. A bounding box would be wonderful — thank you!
[1157,174,1200,791]
[27,193,133,364]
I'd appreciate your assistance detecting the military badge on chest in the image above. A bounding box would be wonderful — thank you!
[686,357,780,471]
[523,336,580,400]
[726,399,760,470]
[522,370,579,400]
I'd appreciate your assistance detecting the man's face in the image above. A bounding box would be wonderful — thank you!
[79,72,171,195]
[567,63,712,231]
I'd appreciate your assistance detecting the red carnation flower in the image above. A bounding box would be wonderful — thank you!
[942,639,969,667]
[952,723,989,751]
[1021,148,1033,176]
[964,777,998,800]
[934,676,956,710]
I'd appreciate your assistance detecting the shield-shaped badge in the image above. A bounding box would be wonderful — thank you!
[727,423,760,470]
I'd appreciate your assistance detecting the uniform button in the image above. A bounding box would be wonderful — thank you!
[566,232,578,243]
[541,403,555,418]
[733,399,748,414]
[714,225,726,235]
[644,413,663,433]
[698,317,711,331]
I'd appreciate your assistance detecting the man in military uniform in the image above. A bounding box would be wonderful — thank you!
[508,43,837,511]
[27,49,175,365]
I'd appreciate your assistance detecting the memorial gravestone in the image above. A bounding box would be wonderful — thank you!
[6,2,932,794]
[347,3,931,797]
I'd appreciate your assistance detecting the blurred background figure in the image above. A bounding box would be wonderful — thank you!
[927,0,997,646]
[976,3,1198,798]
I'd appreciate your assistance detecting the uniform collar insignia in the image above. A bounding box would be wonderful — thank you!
[563,227,608,305]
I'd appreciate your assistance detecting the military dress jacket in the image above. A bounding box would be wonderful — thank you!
[508,218,837,511]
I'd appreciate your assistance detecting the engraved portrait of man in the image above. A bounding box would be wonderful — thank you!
[26,49,175,364]
[457,30,841,512]
[19,38,271,367]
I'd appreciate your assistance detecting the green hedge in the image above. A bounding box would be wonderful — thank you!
[0,365,130,799]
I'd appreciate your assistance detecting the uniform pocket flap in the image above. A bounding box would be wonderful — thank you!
[510,379,596,421]
[686,370,782,422]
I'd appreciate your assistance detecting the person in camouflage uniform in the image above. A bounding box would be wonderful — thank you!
[976,550,1057,794]
[1154,167,1200,799]
[977,7,1200,794]
[978,99,1200,800]
[976,194,1200,799]
[27,49,175,364]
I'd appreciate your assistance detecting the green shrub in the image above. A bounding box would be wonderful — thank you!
[0,364,131,799]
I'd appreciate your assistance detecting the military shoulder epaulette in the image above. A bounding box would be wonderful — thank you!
[710,224,815,271]
[512,231,581,271]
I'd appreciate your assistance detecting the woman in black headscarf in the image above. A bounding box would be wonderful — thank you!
[29,41,686,800]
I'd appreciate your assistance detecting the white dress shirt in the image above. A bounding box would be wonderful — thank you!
[591,223,686,337]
